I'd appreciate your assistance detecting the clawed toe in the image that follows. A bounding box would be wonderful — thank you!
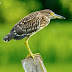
[26,53,40,58]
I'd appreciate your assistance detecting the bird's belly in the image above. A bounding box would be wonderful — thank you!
[40,19,50,30]
[40,22,49,30]
[29,20,50,38]
[30,23,49,36]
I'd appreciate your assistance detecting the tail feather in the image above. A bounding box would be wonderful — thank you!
[14,35,27,40]
[3,32,15,42]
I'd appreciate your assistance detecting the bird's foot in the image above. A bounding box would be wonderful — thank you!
[26,53,41,64]
[26,53,40,58]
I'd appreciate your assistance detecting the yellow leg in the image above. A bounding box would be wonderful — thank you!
[25,36,33,56]
[25,36,40,58]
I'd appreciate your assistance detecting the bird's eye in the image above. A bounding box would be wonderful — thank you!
[50,12,54,16]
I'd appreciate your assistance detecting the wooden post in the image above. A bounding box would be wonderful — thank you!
[21,56,47,72]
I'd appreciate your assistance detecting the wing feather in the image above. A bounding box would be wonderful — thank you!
[10,11,42,36]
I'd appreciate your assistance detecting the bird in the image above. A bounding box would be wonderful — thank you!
[3,9,65,58]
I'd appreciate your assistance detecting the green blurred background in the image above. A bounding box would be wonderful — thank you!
[0,0,72,72]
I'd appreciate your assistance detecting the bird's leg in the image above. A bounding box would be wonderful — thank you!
[25,36,40,58]
[25,36,33,57]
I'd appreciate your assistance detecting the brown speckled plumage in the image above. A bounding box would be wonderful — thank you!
[3,9,65,42]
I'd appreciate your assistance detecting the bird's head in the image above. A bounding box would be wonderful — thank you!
[40,9,65,19]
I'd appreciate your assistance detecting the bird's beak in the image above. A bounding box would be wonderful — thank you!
[53,14,66,19]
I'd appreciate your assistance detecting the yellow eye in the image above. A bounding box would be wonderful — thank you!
[50,12,54,16]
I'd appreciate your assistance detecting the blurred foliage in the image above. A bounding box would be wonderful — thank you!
[0,0,42,23]
[40,0,72,21]
[0,0,72,72]
[0,0,72,24]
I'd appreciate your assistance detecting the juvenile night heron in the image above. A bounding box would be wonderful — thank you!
[3,9,65,58]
